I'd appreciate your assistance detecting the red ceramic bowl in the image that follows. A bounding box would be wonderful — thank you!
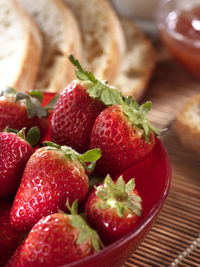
[42,92,171,267]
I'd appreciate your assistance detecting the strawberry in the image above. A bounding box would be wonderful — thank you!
[51,60,106,152]
[0,202,21,266]
[5,242,24,267]
[10,142,101,232]
[16,201,103,266]
[0,127,40,198]
[90,98,158,176]
[85,175,142,245]
[0,87,50,136]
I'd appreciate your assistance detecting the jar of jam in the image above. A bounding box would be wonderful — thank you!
[156,0,200,78]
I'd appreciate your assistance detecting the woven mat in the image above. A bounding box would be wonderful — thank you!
[124,47,200,267]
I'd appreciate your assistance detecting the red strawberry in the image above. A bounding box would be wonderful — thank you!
[17,201,102,266]
[85,175,142,245]
[51,80,105,153]
[0,87,49,136]
[0,127,40,198]
[0,202,21,266]
[5,242,24,267]
[90,100,157,176]
[10,142,101,232]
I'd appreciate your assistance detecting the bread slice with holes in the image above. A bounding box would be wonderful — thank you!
[17,0,82,92]
[113,17,155,100]
[175,93,200,154]
[64,0,126,84]
[0,0,42,91]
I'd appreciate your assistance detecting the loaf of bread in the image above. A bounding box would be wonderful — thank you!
[0,0,42,91]
[113,17,155,100]
[175,93,200,154]
[64,0,126,84]
[17,0,82,92]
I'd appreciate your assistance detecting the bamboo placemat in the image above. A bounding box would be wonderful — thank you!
[124,47,200,266]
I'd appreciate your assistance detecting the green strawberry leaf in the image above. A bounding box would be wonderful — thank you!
[70,214,102,252]
[26,126,41,147]
[4,126,40,146]
[91,231,102,251]
[69,55,97,83]
[15,92,28,102]
[100,86,121,106]
[26,97,48,118]
[125,179,135,193]
[0,87,17,96]
[116,202,125,218]
[66,199,78,215]
[66,200,103,252]
[140,101,152,115]
[17,128,26,140]
[43,141,61,150]
[76,226,90,244]
[120,97,161,142]
[96,175,142,218]
[15,91,48,119]
[43,142,101,172]
[28,90,44,102]
[116,176,126,191]
[80,149,101,162]
[44,93,60,111]
[69,54,121,106]
[70,214,85,228]
[3,127,18,134]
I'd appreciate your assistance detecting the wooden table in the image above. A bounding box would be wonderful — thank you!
[124,46,200,266]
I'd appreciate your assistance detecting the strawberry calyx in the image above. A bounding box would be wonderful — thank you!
[120,96,162,142]
[4,126,41,147]
[65,200,104,252]
[96,175,142,218]
[43,141,101,172]
[0,87,17,96]
[15,91,48,119]
[69,55,121,106]
[0,87,59,119]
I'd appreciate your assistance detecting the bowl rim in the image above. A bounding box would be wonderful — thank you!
[64,138,171,267]
[156,0,200,48]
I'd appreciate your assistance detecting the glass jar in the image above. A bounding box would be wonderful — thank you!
[156,0,200,78]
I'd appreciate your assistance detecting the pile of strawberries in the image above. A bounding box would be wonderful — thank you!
[0,56,158,267]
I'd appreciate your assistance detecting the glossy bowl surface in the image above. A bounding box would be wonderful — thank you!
[43,92,171,267]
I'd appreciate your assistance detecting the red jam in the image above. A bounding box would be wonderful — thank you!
[160,6,200,78]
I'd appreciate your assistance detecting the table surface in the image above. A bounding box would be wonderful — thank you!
[123,45,200,267]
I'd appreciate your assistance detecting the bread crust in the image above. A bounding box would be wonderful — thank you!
[65,0,126,83]
[18,0,82,92]
[1,0,43,91]
[175,93,200,153]
[113,17,155,100]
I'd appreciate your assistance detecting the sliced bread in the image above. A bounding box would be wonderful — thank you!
[17,0,82,92]
[64,0,126,83]
[113,17,155,100]
[0,0,42,91]
[175,93,200,154]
